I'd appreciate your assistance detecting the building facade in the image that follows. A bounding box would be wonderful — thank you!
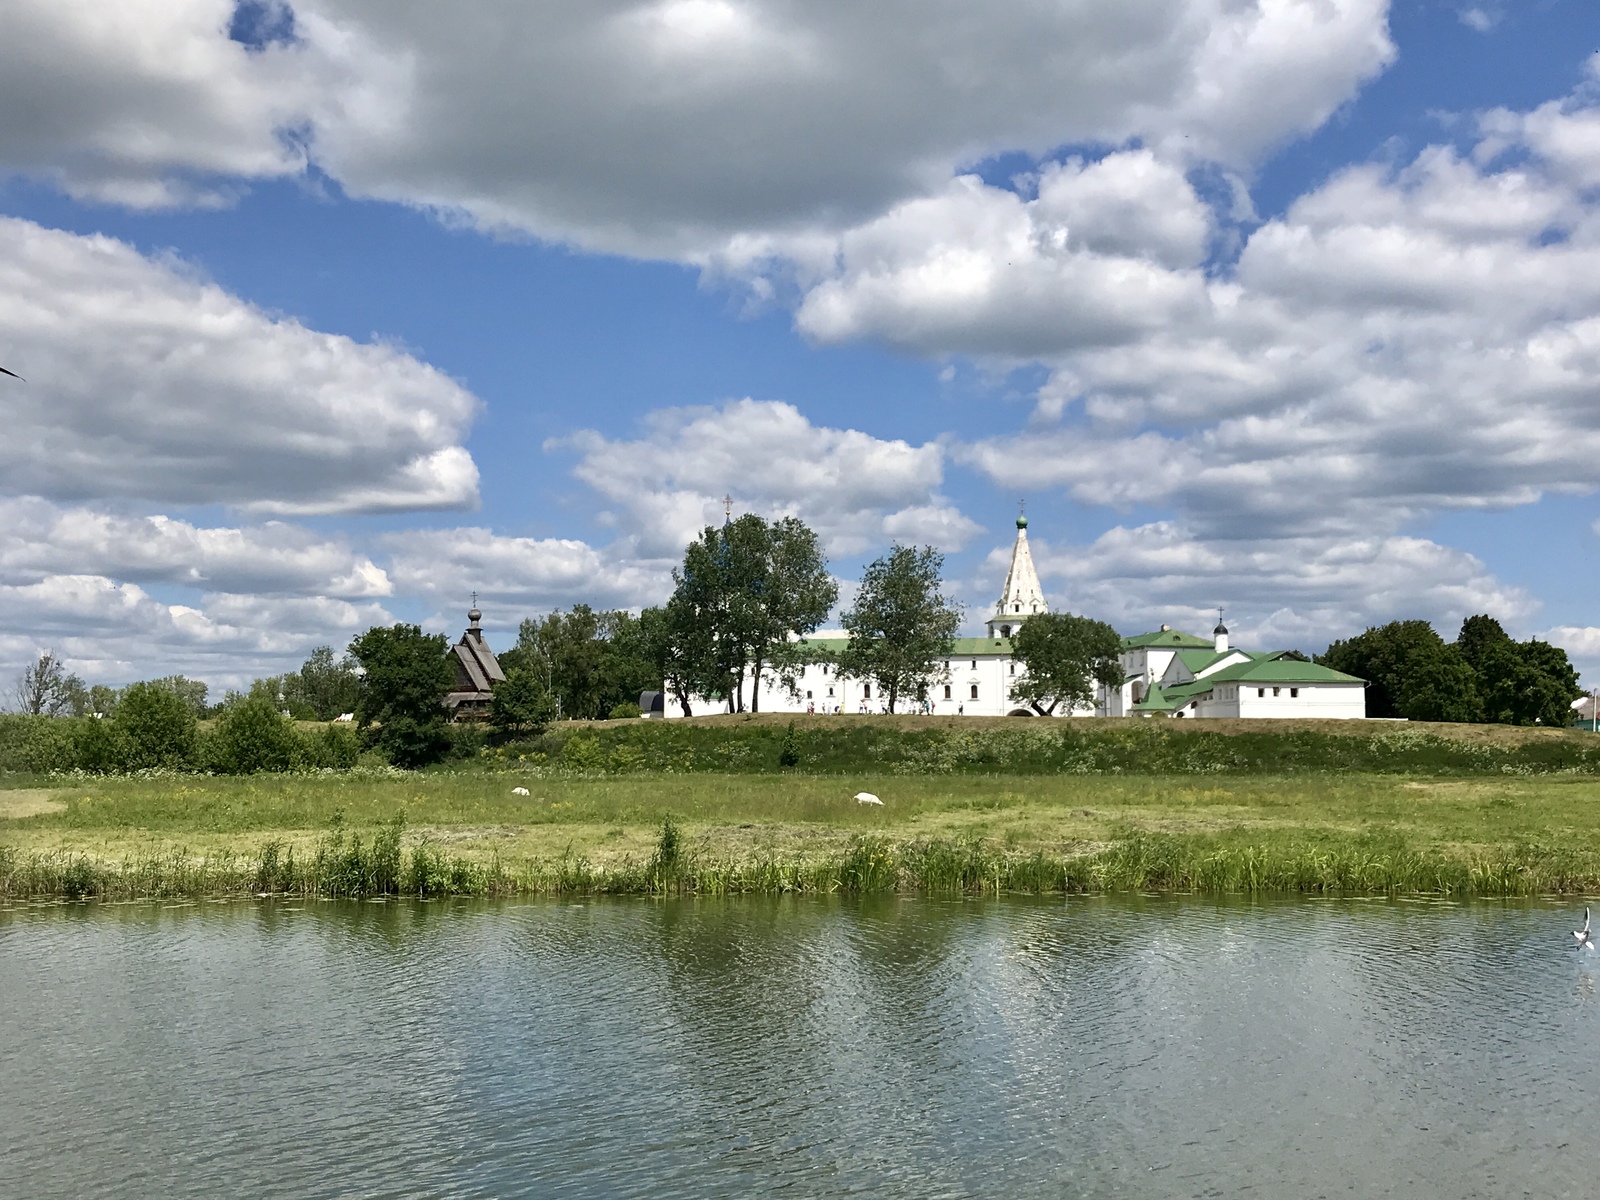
[667,512,1072,717]
[1100,621,1366,719]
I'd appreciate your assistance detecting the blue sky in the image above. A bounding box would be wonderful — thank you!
[4,0,1600,689]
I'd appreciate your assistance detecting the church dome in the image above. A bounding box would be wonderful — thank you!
[1016,513,1028,529]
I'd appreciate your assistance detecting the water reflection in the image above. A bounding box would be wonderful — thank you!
[4,896,1599,1198]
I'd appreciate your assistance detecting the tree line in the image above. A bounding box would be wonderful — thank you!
[1317,615,1581,725]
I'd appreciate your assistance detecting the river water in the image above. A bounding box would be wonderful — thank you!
[3,895,1598,1198]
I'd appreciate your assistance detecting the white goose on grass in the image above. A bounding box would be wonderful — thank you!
[854,792,883,806]
[1575,908,1594,950]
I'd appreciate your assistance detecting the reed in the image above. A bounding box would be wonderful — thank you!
[7,820,1600,901]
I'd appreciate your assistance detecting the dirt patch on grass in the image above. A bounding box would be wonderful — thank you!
[0,790,68,819]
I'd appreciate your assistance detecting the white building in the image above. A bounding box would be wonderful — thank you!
[1099,621,1366,719]
[668,512,1075,717]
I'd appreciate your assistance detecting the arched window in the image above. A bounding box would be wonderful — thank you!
[863,683,871,699]
[943,684,952,699]
[970,684,979,700]
[1000,625,1010,638]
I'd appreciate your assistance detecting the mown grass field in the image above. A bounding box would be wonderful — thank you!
[7,713,1600,898]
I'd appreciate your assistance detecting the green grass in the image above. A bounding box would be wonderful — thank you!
[8,766,1600,899]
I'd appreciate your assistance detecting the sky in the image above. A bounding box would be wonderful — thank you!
[5,0,1600,693]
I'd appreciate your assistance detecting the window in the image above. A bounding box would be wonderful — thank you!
[1272,687,1280,697]
[943,684,952,700]
[1009,662,1015,675]
[863,684,871,699]
[970,684,979,700]
[1000,625,1010,638]
[971,659,977,669]
[1290,688,1299,698]
[806,690,813,699]
[1014,603,1020,613]
[828,687,834,697]
[1257,688,1265,697]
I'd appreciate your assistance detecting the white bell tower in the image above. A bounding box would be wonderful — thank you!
[987,508,1047,639]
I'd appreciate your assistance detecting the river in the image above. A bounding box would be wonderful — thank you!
[3,895,1598,1197]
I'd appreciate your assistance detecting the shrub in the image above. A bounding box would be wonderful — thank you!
[492,667,559,737]
[608,702,643,720]
[209,695,302,774]
[115,682,198,770]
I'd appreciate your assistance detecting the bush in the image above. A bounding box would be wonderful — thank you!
[608,702,643,720]
[73,716,124,773]
[306,723,361,769]
[115,682,198,770]
[208,695,302,774]
[491,667,559,737]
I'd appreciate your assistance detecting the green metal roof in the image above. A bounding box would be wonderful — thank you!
[1122,628,1214,650]
[1200,659,1365,685]
[1131,681,1175,711]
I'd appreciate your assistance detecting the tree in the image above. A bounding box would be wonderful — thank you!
[1394,642,1481,723]
[1317,621,1445,719]
[490,666,560,737]
[11,651,87,716]
[210,693,302,773]
[836,544,960,713]
[348,624,454,769]
[668,515,837,712]
[146,675,210,718]
[1010,613,1124,715]
[115,681,199,769]
[295,646,364,720]
[1476,638,1581,726]
[1455,614,1512,673]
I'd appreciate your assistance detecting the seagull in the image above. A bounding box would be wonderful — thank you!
[1575,908,1593,950]
[854,791,883,806]
[0,366,21,380]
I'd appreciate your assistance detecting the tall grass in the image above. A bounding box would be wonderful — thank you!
[6,818,1598,901]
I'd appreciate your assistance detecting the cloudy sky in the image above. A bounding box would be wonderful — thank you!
[4,0,1600,691]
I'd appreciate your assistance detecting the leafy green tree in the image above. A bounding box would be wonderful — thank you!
[1317,620,1445,719]
[668,515,836,712]
[266,646,365,720]
[837,544,960,713]
[115,681,199,769]
[348,624,454,769]
[210,694,302,773]
[1476,638,1581,726]
[1455,614,1512,673]
[503,605,653,720]
[146,675,210,718]
[490,666,560,737]
[88,684,119,717]
[1395,642,1481,723]
[1010,613,1124,715]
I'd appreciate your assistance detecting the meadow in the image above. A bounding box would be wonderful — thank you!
[6,715,1600,899]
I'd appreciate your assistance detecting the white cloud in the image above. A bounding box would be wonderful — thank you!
[384,527,671,620]
[0,217,480,513]
[557,398,981,558]
[0,497,390,598]
[0,573,391,692]
[0,0,317,206]
[1018,522,1532,653]
[2,0,1394,256]
[1541,625,1600,686]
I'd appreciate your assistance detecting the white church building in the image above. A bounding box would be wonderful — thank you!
[662,511,1368,719]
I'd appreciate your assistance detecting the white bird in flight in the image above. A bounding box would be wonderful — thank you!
[1575,908,1593,950]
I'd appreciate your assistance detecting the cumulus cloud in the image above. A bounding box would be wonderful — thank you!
[1017,522,1532,653]
[0,217,480,513]
[0,497,390,598]
[895,101,1600,558]
[556,398,981,558]
[1,0,1393,255]
[383,527,671,622]
[0,0,317,206]
[0,573,392,691]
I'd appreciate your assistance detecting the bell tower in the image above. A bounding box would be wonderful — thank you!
[987,507,1047,639]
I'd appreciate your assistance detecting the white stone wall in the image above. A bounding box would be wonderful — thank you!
[1185,681,1366,719]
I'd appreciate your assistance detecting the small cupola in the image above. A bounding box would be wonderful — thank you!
[1213,616,1229,654]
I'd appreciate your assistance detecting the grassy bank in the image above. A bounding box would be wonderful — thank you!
[8,762,1600,900]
